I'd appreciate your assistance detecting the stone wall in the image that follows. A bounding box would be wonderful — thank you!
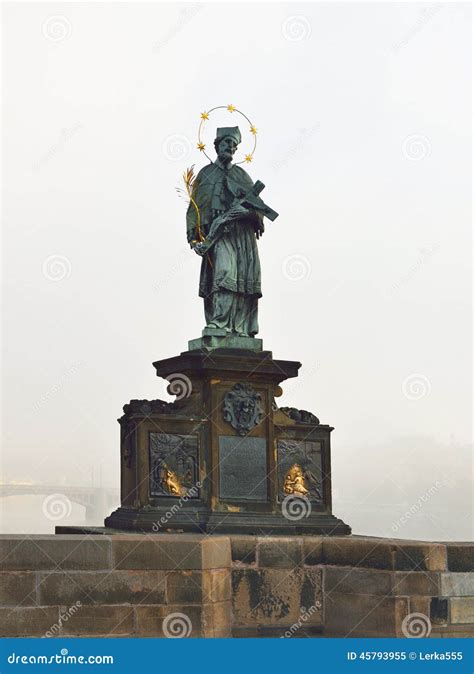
[0,533,472,638]
[0,534,231,638]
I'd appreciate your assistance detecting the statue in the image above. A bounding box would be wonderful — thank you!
[185,120,278,338]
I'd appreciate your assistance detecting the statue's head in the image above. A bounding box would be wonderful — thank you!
[214,126,241,163]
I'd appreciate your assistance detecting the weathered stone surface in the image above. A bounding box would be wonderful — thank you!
[394,544,446,572]
[0,606,59,637]
[450,597,474,624]
[38,570,166,606]
[0,572,37,606]
[202,601,232,637]
[430,597,448,625]
[232,567,322,627]
[203,569,232,603]
[258,538,303,568]
[324,594,408,637]
[440,572,474,597]
[409,596,431,617]
[135,604,202,637]
[323,537,393,570]
[112,535,230,570]
[0,536,111,571]
[230,536,257,565]
[60,604,134,636]
[303,537,323,565]
[393,571,439,597]
[201,537,231,569]
[167,571,203,604]
[325,567,391,596]
[447,545,474,572]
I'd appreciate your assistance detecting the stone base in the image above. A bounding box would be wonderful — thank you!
[103,508,351,536]
[188,327,263,352]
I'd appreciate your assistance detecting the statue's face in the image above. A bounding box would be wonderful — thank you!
[216,136,238,162]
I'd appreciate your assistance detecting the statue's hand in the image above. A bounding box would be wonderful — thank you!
[226,203,249,220]
[191,240,209,256]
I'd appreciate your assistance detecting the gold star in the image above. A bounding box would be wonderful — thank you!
[250,125,257,135]
[197,142,205,151]
[245,154,253,163]
[227,104,236,113]
[200,111,209,120]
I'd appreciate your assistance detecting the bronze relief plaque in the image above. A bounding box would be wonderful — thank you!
[149,432,199,498]
[277,439,323,503]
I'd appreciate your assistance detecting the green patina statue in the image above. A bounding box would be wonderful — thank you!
[186,126,278,338]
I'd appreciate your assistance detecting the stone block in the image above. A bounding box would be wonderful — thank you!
[230,536,257,565]
[0,535,111,571]
[232,567,322,627]
[323,537,393,570]
[393,571,439,596]
[202,601,232,637]
[325,567,391,596]
[258,538,303,568]
[324,593,408,637]
[440,572,474,597]
[203,569,232,603]
[112,535,230,571]
[60,604,134,636]
[447,545,474,572]
[135,604,202,637]
[394,544,446,572]
[167,571,203,604]
[38,570,166,606]
[303,537,323,565]
[409,596,431,616]
[450,597,474,624]
[0,606,59,637]
[0,572,37,606]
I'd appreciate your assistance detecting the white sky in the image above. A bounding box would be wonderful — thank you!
[1,2,472,539]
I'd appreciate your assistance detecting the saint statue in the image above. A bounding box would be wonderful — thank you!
[186,126,277,338]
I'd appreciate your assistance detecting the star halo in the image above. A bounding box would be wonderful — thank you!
[198,104,257,165]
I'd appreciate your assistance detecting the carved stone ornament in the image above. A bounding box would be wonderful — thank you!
[279,406,320,425]
[222,383,264,436]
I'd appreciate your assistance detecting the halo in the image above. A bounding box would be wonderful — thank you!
[197,104,257,165]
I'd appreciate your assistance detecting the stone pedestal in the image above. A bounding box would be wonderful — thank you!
[105,345,350,535]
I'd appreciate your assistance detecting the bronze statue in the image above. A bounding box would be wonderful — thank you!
[186,126,278,338]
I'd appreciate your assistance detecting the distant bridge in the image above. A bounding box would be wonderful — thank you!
[0,483,120,522]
